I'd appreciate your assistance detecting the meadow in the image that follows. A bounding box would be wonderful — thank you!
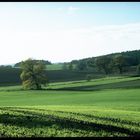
[0,76,140,137]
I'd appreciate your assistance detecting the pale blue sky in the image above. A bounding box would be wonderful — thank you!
[0,2,140,64]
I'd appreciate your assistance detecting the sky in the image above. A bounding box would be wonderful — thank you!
[0,2,140,65]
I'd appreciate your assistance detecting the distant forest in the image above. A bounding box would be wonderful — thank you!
[72,49,140,67]
[70,49,140,73]
[14,49,140,69]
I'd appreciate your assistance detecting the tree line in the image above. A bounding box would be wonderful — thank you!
[68,50,140,74]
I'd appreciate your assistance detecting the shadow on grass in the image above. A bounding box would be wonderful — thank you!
[0,107,140,136]
[52,110,140,127]
[47,79,140,91]
[0,77,139,92]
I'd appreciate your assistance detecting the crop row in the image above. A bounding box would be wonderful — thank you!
[0,107,140,137]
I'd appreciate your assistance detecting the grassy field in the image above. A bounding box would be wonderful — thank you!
[0,76,140,137]
[46,63,64,70]
[46,63,77,71]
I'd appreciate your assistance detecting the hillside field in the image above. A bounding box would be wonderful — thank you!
[0,76,140,137]
[46,63,64,70]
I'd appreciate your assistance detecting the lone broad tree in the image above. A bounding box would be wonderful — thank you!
[20,59,48,90]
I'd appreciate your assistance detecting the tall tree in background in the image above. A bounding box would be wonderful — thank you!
[68,62,74,71]
[20,59,47,90]
[95,56,112,74]
[113,55,126,74]
[76,61,87,71]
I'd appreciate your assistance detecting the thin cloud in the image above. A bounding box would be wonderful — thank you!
[57,7,63,11]
[57,6,80,14]
[67,6,80,15]
[68,6,80,11]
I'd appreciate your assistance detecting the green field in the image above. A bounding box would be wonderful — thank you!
[0,76,140,137]
[46,63,76,71]
[46,63,64,70]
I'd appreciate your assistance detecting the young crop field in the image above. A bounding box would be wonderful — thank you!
[46,63,64,70]
[0,76,140,137]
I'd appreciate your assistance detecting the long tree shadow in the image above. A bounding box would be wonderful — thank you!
[2,107,140,127]
[47,79,140,91]
[52,110,140,127]
[0,107,140,136]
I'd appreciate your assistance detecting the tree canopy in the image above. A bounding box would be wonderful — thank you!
[20,59,48,90]
[14,60,51,67]
[95,56,112,74]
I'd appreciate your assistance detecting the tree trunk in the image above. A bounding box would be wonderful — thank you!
[36,83,41,90]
